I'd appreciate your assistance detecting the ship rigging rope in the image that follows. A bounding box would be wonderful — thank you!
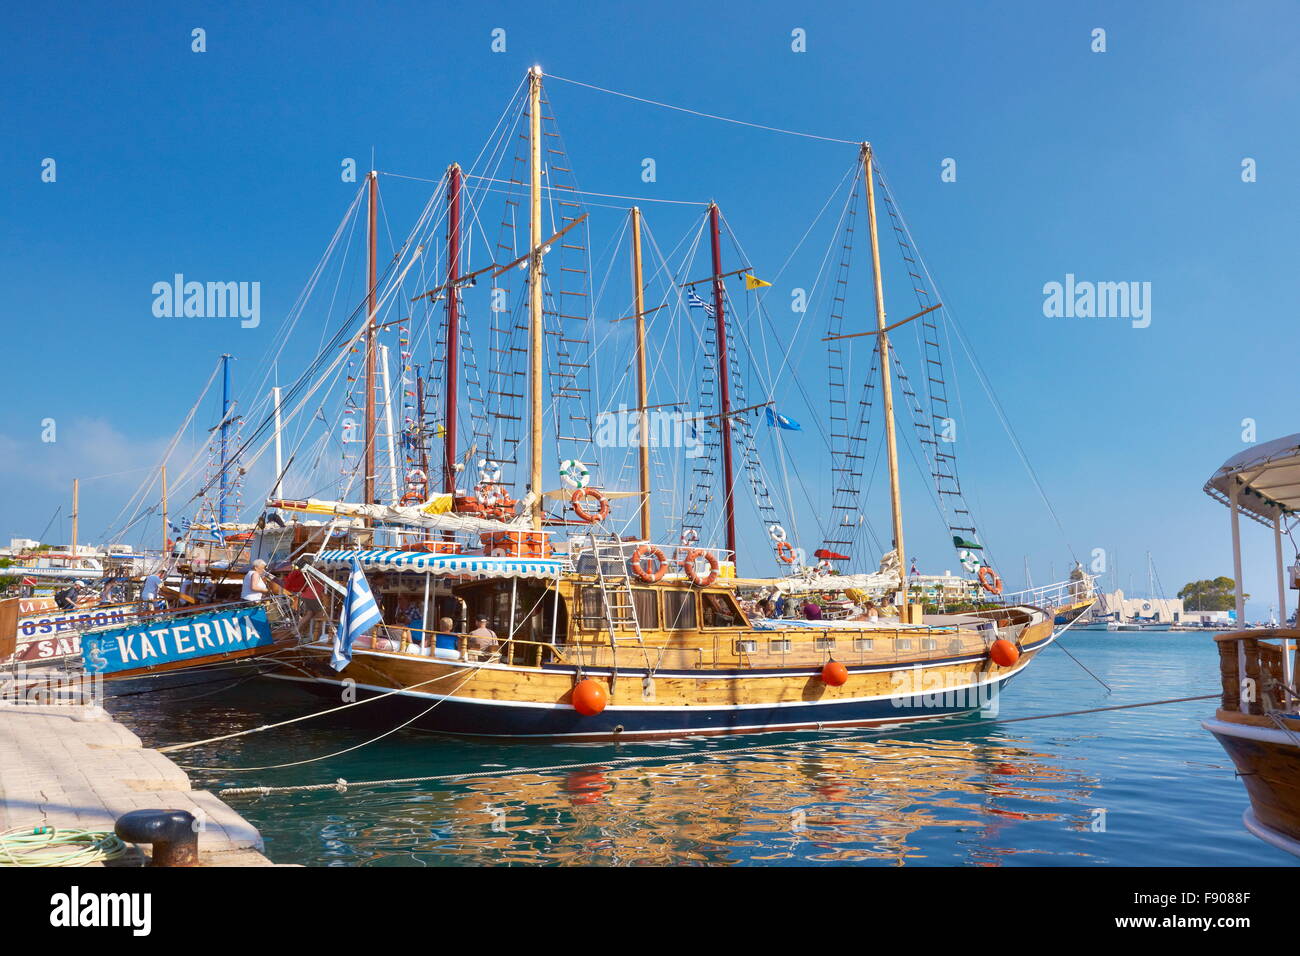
[216,692,1220,799]
[545,72,860,146]
[872,160,1077,565]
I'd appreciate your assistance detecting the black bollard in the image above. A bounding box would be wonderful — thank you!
[115,809,199,867]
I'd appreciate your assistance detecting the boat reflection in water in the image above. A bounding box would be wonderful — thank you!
[252,728,1092,866]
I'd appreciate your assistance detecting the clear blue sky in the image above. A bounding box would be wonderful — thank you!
[3,1,1297,619]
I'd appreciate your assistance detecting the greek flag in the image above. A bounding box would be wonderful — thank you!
[686,288,715,318]
[331,556,383,671]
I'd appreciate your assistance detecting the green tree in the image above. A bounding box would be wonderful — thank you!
[0,558,17,591]
[1178,577,1246,611]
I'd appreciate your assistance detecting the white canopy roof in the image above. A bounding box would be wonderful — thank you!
[313,549,565,580]
[1204,432,1300,526]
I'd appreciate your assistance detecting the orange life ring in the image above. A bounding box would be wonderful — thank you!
[682,548,719,587]
[630,544,668,582]
[400,490,424,505]
[978,566,1003,596]
[571,488,610,523]
[775,541,795,564]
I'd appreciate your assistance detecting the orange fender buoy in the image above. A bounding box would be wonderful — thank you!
[572,678,608,716]
[989,638,1020,667]
[821,660,849,686]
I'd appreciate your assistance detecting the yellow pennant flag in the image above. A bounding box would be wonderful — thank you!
[744,273,772,290]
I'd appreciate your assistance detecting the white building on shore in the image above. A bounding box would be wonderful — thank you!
[1095,588,1184,623]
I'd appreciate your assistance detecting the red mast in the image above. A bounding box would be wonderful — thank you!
[709,203,737,559]
[364,170,378,506]
[444,164,462,495]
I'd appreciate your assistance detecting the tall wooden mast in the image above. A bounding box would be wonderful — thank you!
[708,203,737,559]
[630,207,651,541]
[862,143,907,603]
[364,169,378,507]
[444,163,462,495]
[160,465,168,555]
[71,478,79,560]
[528,66,544,531]
[218,353,232,523]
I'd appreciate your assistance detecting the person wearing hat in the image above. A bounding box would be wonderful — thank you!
[54,579,93,610]
[241,559,273,603]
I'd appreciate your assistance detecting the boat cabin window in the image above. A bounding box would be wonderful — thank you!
[631,588,659,629]
[453,580,567,665]
[577,584,638,627]
[701,591,743,628]
[577,585,607,626]
[663,590,697,630]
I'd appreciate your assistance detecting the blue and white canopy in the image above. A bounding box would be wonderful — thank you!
[313,549,565,580]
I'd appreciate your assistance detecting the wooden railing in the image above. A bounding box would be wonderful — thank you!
[1215,628,1300,714]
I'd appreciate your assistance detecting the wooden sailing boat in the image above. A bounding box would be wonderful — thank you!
[247,66,1097,740]
[1202,434,1300,857]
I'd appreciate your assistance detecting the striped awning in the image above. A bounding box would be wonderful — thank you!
[312,549,565,580]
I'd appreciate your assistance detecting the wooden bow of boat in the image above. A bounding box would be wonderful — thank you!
[1203,628,1300,856]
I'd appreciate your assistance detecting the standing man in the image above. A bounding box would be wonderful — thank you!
[141,567,165,610]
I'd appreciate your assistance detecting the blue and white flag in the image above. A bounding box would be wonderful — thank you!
[331,556,383,671]
[765,407,802,431]
[686,288,716,318]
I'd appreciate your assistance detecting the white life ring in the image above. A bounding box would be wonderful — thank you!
[477,459,502,484]
[679,528,699,548]
[559,459,591,489]
[768,524,787,543]
[406,468,427,485]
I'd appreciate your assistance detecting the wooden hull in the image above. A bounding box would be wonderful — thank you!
[1204,711,1300,856]
[4,603,145,666]
[268,618,1055,741]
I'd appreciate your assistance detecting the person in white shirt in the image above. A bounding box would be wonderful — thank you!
[241,559,272,603]
[141,569,164,609]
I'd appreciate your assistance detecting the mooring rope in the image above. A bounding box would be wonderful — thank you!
[158,656,496,755]
[0,826,129,867]
[216,692,1219,799]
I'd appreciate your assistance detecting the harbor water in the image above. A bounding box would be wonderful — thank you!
[104,630,1294,866]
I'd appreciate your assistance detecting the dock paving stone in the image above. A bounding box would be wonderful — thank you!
[0,703,271,864]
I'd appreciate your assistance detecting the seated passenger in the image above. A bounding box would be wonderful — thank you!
[703,593,739,627]
[468,616,499,658]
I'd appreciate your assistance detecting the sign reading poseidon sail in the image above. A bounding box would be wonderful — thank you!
[80,605,274,676]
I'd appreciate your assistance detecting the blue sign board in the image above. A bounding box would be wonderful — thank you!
[81,605,273,675]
